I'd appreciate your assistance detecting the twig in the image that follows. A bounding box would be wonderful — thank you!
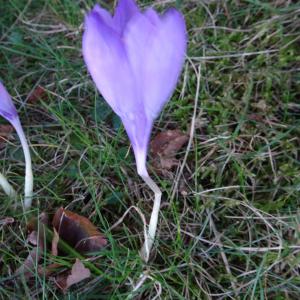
[207,211,239,297]
[171,63,201,201]
[191,49,278,61]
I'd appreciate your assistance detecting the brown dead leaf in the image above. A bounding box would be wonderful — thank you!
[27,212,49,233]
[15,247,42,278]
[28,86,47,104]
[151,129,188,156]
[16,213,49,278]
[55,259,91,293]
[0,124,14,148]
[67,259,91,288]
[15,232,44,278]
[0,124,14,137]
[27,231,39,246]
[150,129,188,175]
[53,207,107,254]
[16,210,104,283]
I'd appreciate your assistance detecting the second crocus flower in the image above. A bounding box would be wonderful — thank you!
[83,0,186,177]
[0,81,33,209]
[83,0,187,261]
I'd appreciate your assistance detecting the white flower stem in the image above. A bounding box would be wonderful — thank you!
[139,174,162,262]
[12,118,33,209]
[0,171,16,198]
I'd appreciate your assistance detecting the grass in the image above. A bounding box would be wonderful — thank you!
[0,0,300,299]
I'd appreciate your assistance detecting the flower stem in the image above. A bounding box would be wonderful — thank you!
[0,171,16,198]
[12,118,33,209]
[139,174,162,262]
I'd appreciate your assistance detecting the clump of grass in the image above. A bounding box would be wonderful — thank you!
[0,0,300,299]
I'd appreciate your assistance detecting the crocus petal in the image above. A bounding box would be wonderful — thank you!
[0,81,18,122]
[83,10,139,118]
[144,8,160,25]
[121,111,152,176]
[124,8,186,120]
[113,0,139,34]
[92,4,115,29]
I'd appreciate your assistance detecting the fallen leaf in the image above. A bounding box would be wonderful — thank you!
[0,124,14,148]
[27,212,49,234]
[0,124,14,137]
[151,129,188,156]
[27,231,39,246]
[16,213,49,278]
[52,207,107,254]
[16,210,105,284]
[150,129,188,175]
[55,259,91,293]
[67,259,91,288]
[28,86,47,104]
[15,247,42,278]
[15,233,44,279]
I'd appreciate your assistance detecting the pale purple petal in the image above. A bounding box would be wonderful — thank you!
[93,4,114,27]
[144,8,160,25]
[124,8,186,119]
[113,0,139,34]
[0,81,18,122]
[121,111,152,176]
[82,10,139,117]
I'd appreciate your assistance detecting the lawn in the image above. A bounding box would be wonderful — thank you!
[0,0,300,299]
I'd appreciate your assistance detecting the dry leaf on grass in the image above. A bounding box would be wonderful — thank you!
[0,124,14,138]
[28,86,47,104]
[0,124,14,148]
[15,246,43,278]
[27,212,49,233]
[15,231,44,279]
[15,209,106,286]
[53,207,107,254]
[150,129,188,175]
[27,231,39,246]
[55,259,91,293]
[15,213,48,278]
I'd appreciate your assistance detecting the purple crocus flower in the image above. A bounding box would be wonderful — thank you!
[82,0,186,261]
[0,81,33,209]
